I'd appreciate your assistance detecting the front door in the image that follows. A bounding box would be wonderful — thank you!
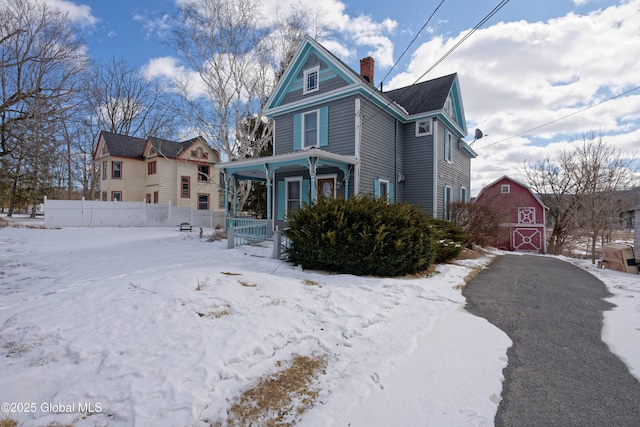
[317,177,336,201]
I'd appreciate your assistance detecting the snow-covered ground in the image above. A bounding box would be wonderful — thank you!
[0,224,637,427]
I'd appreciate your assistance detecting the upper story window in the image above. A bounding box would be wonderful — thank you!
[198,165,210,182]
[444,94,455,119]
[303,66,320,95]
[147,161,157,175]
[101,144,108,155]
[444,130,455,163]
[181,176,190,198]
[501,184,511,194]
[416,119,432,136]
[191,147,209,159]
[150,148,157,156]
[416,119,431,136]
[303,110,318,147]
[102,161,108,180]
[294,107,328,150]
[112,161,122,179]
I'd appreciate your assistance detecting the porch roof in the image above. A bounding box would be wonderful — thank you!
[215,148,358,180]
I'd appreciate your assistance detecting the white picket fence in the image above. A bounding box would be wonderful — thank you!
[44,197,225,229]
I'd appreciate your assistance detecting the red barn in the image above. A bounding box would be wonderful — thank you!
[475,176,547,253]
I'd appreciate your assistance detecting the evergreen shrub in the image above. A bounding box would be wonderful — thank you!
[284,195,440,276]
[429,218,466,263]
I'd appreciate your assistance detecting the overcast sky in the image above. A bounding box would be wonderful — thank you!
[45,0,640,194]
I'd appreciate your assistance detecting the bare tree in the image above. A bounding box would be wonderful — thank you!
[524,130,637,261]
[83,57,179,139]
[523,154,578,255]
[169,0,274,211]
[0,0,87,214]
[570,131,637,263]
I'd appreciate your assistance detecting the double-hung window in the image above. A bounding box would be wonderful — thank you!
[303,66,319,94]
[112,161,122,179]
[294,107,328,150]
[181,176,190,198]
[198,165,209,182]
[286,178,302,215]
[303,111,318,147]
[444,130,455,163]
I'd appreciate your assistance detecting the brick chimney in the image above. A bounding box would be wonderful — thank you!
[360,57,374,85]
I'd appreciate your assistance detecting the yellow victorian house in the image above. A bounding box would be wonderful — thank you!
[93,131,223,212]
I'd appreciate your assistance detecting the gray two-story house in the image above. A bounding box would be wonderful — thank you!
[217,35,477,229]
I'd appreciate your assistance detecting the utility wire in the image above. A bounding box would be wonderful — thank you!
[475,85,640,149]
[410,0,510,86]
[379,0,446,87]
[361,0,510,127]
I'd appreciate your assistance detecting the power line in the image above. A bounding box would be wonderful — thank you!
[475,85,640,149]
[361,0,510,127]
[410,0,510,86]
[379,0,446,87]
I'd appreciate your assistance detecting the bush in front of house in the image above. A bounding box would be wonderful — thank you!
[429,218,466,263]
[284,195,442,276]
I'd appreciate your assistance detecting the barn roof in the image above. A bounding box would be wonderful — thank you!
[475,175,549,210]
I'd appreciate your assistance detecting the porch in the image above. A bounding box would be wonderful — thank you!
[217,149,357,252]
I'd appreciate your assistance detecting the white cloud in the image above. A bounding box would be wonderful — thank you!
[46,0,97,27]
[387,0,640,194]
[142,56,207,100]
[261,0,397,68]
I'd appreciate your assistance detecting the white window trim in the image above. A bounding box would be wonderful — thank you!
[303,66,320,95]
[501,184,511,194]
[378,178,390,201]
[302,109,319,148]
[445,132,454,163]
[285,176,303,215]
[416,119,432,136]
[460,186,467,202]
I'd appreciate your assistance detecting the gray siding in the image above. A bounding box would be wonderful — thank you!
[402,120,435,214]
[435,118,472,219]
[280,53,350,105]
[274,96,356,156]
[358,96,400,197]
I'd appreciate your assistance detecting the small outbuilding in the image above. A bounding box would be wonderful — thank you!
[475,175,548,254]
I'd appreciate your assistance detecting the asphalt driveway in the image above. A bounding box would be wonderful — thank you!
[463,254,640,426]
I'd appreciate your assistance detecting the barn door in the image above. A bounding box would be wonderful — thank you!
[512,227,543,252]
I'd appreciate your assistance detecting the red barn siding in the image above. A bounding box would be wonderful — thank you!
[475,176,547,253]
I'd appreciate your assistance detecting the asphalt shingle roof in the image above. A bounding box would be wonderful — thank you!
[100,131,146,159]
[383,73,457,115]
[101,132,203,159]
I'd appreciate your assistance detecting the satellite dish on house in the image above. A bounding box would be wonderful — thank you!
[470,128,485,146]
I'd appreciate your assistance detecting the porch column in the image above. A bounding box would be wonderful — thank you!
[340,166,351,201]
[224,171,230,219]
[233,175,238,217]
[264,163,272,220]
[308,157,317,203]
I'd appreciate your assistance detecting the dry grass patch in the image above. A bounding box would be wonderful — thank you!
[238,280,257,288]
[198,306,231,319]
[302,279,320,287]
[196,277,210,291]
[0,418,18,427]
[225,354,328,426]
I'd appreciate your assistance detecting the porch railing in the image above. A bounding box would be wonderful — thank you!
[226,218,272,249]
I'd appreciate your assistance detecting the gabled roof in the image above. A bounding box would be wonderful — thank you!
[265,35,468,136]
[384,74,457,115]
[97,132,214,161]
[475,175,549,210]
[100,131,146,159]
